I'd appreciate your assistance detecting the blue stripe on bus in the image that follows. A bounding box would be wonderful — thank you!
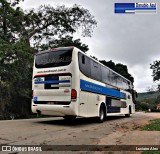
[34,80,70,84]
[80,79,126,99]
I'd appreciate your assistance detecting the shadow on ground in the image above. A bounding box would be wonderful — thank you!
[34,115,127,127]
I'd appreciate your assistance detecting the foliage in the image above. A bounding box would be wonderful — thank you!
[91,56,98,60]
[137,91,160,102]
[26,4,97,45]
[150,60,160,81]
[150,60,160,92]
[158,85,160,92]
[142,119,160,131]
[0,0,97,45]
[99,60,134,83]
[40,35,89,52]
[134,100,142,111]
[115,63,134,83]
[142,152,160,154]
[0,0,97,119]
[99,60,115,70]
[151,109,160,112]
[140,102,150,111]
[0,39,33,119]
[136,91,160,111]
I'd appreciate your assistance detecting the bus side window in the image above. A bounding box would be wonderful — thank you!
[90,60,102,82]
[82,55,85,64]
[78,52,91,78]
[128,95,131,99]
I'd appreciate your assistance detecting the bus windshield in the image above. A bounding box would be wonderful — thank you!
[35,49,72,68]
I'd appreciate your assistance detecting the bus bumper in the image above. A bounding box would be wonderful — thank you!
[32,102,77,116]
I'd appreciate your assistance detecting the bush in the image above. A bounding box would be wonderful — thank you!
[151,109,160,112]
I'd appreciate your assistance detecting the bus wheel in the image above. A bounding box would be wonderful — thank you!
[125,106,131,117]
[98,105,106,123]
[63,116,76,120]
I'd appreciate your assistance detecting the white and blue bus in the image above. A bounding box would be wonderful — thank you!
[32,47,136,122]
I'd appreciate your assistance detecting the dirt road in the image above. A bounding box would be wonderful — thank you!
[0,112,160,152]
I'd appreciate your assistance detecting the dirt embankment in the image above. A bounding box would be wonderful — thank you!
[96,112,160,154]
[100,113,160,145]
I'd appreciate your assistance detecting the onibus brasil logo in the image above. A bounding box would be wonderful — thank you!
[115,3,157,14]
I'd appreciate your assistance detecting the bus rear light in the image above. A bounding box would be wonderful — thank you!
[71,89,77,100]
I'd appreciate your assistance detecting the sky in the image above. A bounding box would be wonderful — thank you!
[19,0,160,92]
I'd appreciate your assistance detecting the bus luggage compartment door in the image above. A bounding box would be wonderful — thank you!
[33,75,71,103]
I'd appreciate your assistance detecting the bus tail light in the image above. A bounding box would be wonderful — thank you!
[71,89,77,101]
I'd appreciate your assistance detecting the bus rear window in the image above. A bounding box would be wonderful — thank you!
[35,49,72,68]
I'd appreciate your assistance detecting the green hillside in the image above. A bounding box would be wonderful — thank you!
[137,91,160,101]
[135,91,160,111]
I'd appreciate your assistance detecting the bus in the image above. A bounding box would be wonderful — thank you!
[32,47,136,122]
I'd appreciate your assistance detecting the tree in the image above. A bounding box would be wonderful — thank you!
[0,38,37,119]
[91,56,98,60]
[99,60,116,70]
[0,1,96,62]
[0,1,97,119]
[0,38,33,119]
[40,35,89,52]
[150,61,160,81]
[158,85,160,92]
[134,100,142,111]
[150,60,160,92]
[0,1,97,47]
[115,63,134,83]
[140,102,150,111]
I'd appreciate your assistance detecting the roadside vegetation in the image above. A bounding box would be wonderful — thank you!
[142,119,160,131]
[0,0,97,120]
[137,91,160,102]
[135,92,160,112]
[142,151,160,154]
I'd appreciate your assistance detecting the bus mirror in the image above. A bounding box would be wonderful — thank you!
[82,55,85,64]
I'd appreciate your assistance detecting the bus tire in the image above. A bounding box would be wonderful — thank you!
[63,116,76,120]
[125,106,131,117]
[97,104,106,123]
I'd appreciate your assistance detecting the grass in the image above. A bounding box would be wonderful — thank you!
[142,119,160,131]
[142,151,160,154]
